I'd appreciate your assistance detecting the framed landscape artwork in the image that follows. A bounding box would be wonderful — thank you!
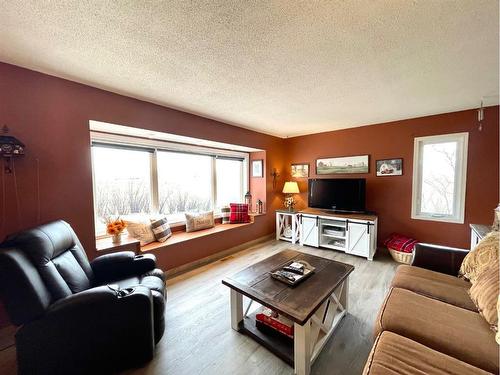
[251,159,263,177]
[316,155,369,174]
[291,163,309,178]
[376,158,403,176]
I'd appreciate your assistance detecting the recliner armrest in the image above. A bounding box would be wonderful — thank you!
[16,285,155,374]
[411,243,469,276]
[91,251,157,284]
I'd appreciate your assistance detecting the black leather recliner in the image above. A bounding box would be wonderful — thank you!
[0,220,166,375]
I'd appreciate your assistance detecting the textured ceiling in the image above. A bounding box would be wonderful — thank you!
[0,1,498,137]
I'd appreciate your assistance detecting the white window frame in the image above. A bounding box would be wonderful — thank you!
[91,132,249,237]
[411,132,468,224]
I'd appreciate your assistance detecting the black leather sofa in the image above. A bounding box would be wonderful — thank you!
[0,220,166,375]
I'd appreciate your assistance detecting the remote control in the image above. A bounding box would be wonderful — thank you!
[283,265,304,275]
[276,270,298,281]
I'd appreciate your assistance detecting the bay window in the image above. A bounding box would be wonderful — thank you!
[157,151,213,222]
[91,138,247,236]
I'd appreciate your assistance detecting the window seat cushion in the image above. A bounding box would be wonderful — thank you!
[140,222,253,252]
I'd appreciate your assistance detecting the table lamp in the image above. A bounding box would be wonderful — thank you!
[282,181,300,211]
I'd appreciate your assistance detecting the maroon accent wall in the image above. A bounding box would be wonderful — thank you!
[1,61,498,327]
[285,107,499,249]
[0,62,287,326]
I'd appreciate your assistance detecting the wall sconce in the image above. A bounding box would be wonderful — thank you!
[270,168,280,189]
[0,125,25,173]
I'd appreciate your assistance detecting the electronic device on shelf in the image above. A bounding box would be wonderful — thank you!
[323,227,345,236]
[270,260,315,286]
[308,178,366,213]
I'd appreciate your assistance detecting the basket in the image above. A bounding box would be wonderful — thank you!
[388,247,413,264]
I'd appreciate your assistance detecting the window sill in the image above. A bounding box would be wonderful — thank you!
[140,221,255,252]
[96,236,141,253]
[411,214,464,224]
[249,212,266,217]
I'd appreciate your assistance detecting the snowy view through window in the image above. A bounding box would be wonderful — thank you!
[420,141,457,216]
[92,145,244,235]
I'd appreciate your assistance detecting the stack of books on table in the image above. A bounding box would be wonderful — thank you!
[255,306,294,339]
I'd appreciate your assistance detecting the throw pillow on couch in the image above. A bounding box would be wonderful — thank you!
[459,231,499,283]
[468,265,499,331]
[458,230,500,343]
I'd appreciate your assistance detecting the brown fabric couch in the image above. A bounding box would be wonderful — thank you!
[363,243,499,375]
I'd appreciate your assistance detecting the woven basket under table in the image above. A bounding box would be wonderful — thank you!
[388,248,413,265]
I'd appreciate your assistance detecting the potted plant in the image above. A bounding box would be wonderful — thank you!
[106,217,127,244]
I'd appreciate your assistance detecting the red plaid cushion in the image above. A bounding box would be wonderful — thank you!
[384,233,418,253]
[229,203,250,224]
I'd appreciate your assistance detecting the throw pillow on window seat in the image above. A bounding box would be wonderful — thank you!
[221,206,231,224]
[229,203,250,224]
[126,221,156,246]
[150,217,172,242]
[185,211,215,232]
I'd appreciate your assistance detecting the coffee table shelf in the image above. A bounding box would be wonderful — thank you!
[239,312,294,366]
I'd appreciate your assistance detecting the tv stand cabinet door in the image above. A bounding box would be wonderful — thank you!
[300,216,319,247]
[347,222,370,258]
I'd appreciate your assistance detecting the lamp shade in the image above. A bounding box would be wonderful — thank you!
[282,181,300,194]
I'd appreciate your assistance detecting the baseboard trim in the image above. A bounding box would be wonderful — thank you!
[166,234,275,279]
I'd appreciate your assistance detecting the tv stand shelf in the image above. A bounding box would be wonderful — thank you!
[298,208,378,261]
[299,208,377,222]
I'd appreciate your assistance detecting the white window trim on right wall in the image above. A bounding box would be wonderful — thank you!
[411,132,469,224]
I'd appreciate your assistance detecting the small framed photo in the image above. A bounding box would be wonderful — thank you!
[291,163,309,178]
[376,158,403,176]
[252,159,263,178]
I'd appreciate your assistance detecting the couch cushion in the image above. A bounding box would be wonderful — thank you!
[108,269,165,295]
[375,288,498,373]
[363,331,492,375]
[391,265,476,311]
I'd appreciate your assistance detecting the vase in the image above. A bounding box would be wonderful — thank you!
[112,233,122,244]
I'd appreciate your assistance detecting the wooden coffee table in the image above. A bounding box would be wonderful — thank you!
[222,249,354,375]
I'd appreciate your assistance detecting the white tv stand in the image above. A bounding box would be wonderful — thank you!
[299,208,378,261]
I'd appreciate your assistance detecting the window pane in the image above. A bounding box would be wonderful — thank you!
[92,146,152,234]
[420,141,457,215]
[157,151,212,222]
[216,159,243,208]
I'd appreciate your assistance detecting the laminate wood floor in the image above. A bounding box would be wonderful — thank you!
[0,240,398,375]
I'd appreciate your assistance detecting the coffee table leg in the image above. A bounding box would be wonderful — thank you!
[294,321,311,375]
[230,289,243,331]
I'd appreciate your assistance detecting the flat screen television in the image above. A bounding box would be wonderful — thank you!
[308,178,366,213]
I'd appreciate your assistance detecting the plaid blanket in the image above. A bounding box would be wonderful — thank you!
[384,233,418,253]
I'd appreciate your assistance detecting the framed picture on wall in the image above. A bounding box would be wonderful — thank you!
[251,159,263,177]
[291,163,309,178]
[316,155,369,174]
[376,158,403,176]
